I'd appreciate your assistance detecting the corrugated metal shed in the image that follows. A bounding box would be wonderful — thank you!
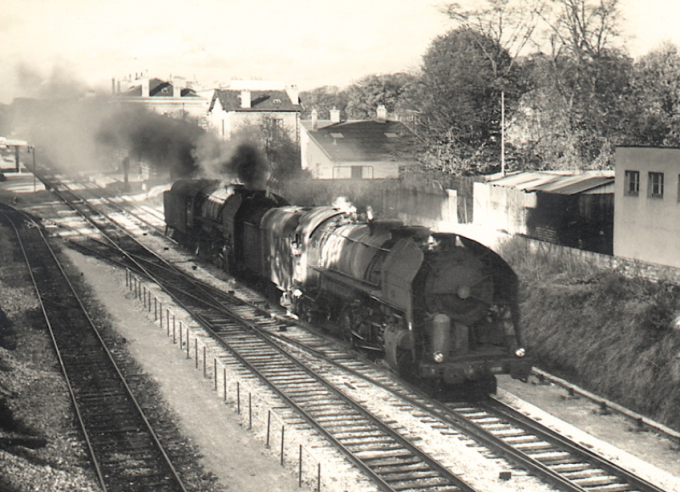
[486,171,614,195]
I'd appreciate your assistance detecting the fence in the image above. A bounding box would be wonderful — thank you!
[125,270,322,491]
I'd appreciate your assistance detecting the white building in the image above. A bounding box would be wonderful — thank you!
[207,81,300,141]
[614,146,680,268]
[114,76,211,123]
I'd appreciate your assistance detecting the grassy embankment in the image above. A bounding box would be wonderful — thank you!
[499,238,680,431]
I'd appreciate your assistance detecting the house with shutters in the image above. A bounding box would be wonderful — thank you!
[300,106,419,180]
[207,81,301,141]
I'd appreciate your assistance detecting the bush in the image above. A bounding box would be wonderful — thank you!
[500,238,680,430]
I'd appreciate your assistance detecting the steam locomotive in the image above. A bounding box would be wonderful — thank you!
[164,179,531,393]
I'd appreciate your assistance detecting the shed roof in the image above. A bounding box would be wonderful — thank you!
[486,171,614,195]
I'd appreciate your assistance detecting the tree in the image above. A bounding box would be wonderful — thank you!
[298,86,348,119]
[415,28,519,174]
[621,42,680,147]
[228,117,307,189]
[529,0,630,168]
[343,73,419,120]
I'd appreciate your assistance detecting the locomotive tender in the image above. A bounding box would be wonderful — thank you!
[164,179,531,392]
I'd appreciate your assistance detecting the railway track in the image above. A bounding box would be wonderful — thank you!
[28,172,482,491]
[0,205,189,492]
[25,171,675,492]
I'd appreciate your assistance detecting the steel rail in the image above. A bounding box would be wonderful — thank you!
[0,206,188,492]
[264,330,666,492]
[36,170,478,492]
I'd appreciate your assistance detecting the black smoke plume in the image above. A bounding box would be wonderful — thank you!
[225,143,270,190]
[96,106,205,178]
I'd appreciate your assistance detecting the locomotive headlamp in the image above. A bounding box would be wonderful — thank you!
[457,285,471,299]
[293,289,303,298]
[515,348,526,358]
[433,352,445,363]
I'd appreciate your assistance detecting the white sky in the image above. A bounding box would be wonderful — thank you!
[0,0,678,104]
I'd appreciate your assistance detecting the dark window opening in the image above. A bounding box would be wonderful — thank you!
[648,172,664,198]
[624,170,639,196]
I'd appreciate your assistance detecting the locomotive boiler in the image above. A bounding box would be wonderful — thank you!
[164,179,531,392]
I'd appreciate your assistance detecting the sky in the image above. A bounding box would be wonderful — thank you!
[0,0,679,104]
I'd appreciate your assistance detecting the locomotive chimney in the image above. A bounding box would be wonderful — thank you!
[241,90,251,109]
[141,78,150,98]
[311,109,318,131]
[330,108,340,123]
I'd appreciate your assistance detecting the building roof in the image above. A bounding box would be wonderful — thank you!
[485,171,615,195]
[210,89,299,112]
[122,78,200,98]
[302,120,419,163]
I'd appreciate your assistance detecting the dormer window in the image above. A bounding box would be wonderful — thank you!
[273,99,281,104]
[330,133,344,138]
[385,133,398,138]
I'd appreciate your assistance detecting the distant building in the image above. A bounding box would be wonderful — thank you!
[207,81,300,141]
[474,171,615,254]
[300,106,418,180]
[114,75,212,124]
[614,147,680,268]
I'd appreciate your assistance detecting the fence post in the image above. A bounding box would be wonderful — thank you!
[154,298,157,321]
[299,445,303,487]
[266,410,271,448]
[214,359,217,391]
[186,329,190,358]
[249,392,252,429]
[223,367,227,402]
[317,462,321,492]
[195,339,198,368]
[281,425,285,465]
[237,381,241,415]
[178,321,182,346]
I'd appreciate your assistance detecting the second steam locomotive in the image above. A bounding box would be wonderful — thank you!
[164,179,531,392]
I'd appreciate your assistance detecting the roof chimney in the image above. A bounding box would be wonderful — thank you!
[377,105,387,123]
[286,85,299,105]
[173,84,182,98]
[311,109,318,131]
[241,90,251,109]
[330,108,340,123]
[141,78,150,98]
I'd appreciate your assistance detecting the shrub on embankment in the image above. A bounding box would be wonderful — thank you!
[499,238,680,431]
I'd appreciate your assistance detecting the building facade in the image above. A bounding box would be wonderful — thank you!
[114,76,212,123]
[614,147,680,268]
[207,81,300,141]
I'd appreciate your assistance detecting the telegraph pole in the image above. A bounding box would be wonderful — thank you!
[501,91,506,176]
